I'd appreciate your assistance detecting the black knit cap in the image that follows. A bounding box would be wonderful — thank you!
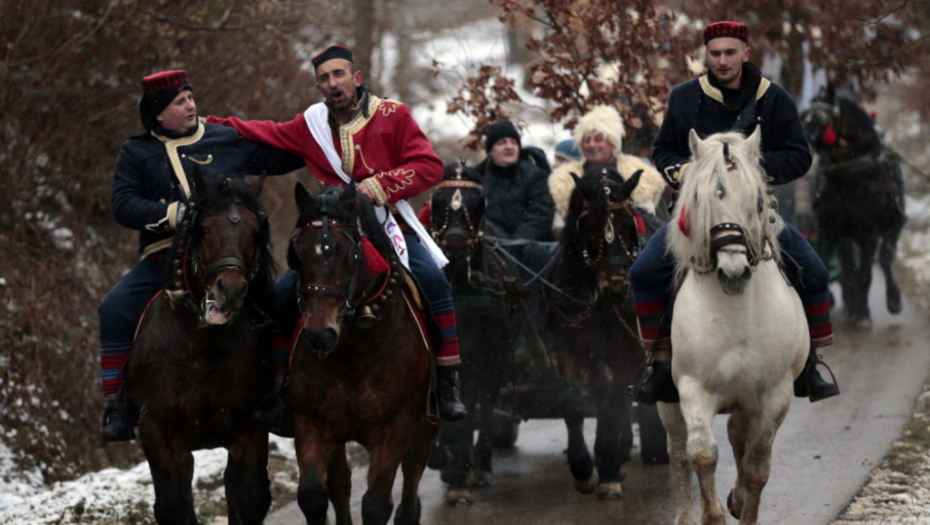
[703,21,749,44]
[139,70,193,131]
[485,120,521,153]
[312,45,354,70]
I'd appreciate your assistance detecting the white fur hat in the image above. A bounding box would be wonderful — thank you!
[573,105,625,156]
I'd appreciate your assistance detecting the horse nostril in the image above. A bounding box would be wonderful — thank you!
[309,327,339,351]
[742,266,752,281]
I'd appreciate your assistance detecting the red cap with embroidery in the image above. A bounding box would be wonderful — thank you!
[141,70,190,94]
[703,22,749,44]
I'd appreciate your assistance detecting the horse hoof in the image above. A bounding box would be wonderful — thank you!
[474,470,495,488]
[574,472,599,495]
[445,487,473,506]
[596,482,623,500]
[854,317,873,331]
[888,295,903,314]
[726,489,740,519]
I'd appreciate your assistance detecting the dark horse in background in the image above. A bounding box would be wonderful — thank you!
[283,182,438,525]
[128,174,276,524]
[545,166,667,500]
[426,162,519,505]
[802,85,906,330]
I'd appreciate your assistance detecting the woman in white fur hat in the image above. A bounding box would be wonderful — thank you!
[547,105,666,236]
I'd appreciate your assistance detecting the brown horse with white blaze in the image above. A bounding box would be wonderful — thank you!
[283,182,438,525]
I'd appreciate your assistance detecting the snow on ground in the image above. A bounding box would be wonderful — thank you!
[0,436,297,524]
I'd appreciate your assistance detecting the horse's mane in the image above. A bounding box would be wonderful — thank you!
[167,176,275,282]
[666,131,784,280]
[295,184,395,264]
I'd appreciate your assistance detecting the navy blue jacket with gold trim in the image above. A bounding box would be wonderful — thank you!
[653,63,811,190]
[112,121,304,257]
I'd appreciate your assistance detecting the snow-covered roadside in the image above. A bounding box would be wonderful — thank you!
[831,193,930,524]
[0,436,300,524]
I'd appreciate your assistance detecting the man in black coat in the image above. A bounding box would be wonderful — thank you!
[100,70,305,441]
[628,21,840,405]
[479,120,555,322]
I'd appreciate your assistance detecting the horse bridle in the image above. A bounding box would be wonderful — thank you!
[289,212,391,344]
[430,169,485,252]
[576,183,641,275]
[172,199,267,311]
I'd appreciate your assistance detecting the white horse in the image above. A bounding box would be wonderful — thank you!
[658,128,809,525]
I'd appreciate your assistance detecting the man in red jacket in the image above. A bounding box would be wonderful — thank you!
[209,45,466,423]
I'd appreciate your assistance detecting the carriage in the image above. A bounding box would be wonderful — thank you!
[426,161,669,504]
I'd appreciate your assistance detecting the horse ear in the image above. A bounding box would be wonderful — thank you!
[192,166,209,199]
[742,126,763,163]
[247,176,265,198]
[569,171,587,198]
[688,129,706,160]
[342,181,358,209]
[619,169,643,201]
[295,182,312,213]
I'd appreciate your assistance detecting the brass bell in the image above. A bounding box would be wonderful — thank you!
[355,305,378,329]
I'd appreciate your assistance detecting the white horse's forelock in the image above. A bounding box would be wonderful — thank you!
[666,130,784,280]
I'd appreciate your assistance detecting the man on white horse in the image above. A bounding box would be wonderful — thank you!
[628,21,840,405]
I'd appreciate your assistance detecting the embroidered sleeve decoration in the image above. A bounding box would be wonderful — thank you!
[377,168,416,195]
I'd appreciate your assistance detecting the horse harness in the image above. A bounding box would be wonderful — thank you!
[288,208,394,357]
[166,194,271,327]
[430,163,486,253]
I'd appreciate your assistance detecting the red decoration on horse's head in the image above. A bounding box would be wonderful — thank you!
[823,123,838,146]
[678,204,690,237]
[360,238,389,276]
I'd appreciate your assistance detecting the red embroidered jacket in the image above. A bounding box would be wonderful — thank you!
[207,95,442,205]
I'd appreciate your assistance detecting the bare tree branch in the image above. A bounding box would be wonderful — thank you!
[854,0,907,25]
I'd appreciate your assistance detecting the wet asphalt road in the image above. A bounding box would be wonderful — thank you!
[268,271,930,524]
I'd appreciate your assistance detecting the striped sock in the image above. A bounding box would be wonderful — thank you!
[804,300,835,347]
[100,345,132,397]
[431,298,461,367]
[634,298,670,352]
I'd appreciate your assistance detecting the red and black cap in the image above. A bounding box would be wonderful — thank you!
[139,70,194,131]
[311,45,353,70]
[703,21,749,44]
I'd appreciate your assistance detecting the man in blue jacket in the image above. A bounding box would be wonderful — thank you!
[100,70,305,441]
[628,22,840,405]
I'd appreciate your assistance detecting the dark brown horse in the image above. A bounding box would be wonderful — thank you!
[544,166,667,499]
[284,182,438,525]
[802,85,906,330]
[128,174,276,524]
[426,162,518,504]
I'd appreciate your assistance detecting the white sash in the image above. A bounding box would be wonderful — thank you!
[304,103,448,269]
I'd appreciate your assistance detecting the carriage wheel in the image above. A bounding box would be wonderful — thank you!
[490,410,520,449]
[637,403,670,465]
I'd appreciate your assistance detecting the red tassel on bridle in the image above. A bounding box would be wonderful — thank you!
[822,123,838,146]
[678,203,691,237]
[631,209,646,235]
[360,237,389,276]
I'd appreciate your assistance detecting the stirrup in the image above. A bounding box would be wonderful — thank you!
[806,354,840,402]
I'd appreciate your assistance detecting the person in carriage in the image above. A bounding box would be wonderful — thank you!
[548,105,667,238]
[99,70,308,441]
[628,21,841,405]
[206,45,467,424]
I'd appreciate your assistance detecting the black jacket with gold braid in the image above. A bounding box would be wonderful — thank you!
[653,63,811,190]
[111,121,304,257]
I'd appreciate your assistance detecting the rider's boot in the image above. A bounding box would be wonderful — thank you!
[793,349,840,402]
[102,381,137,442]
[629,360,679,405]
[436,365,467,422]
